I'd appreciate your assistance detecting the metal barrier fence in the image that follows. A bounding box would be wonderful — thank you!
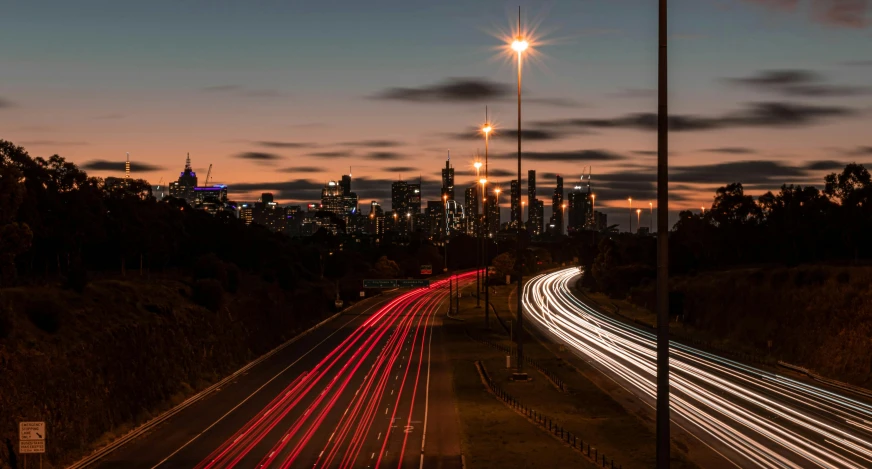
[475,361,621,469]
[466,330,567,392]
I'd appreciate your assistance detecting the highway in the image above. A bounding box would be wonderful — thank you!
[92,274,471,469]
[525,268,872,469]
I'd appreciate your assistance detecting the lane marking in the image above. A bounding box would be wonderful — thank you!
[148,301,386,469]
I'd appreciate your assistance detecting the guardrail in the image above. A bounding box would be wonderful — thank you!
[466,330,567,393]
[475,361,621,469]
[778,361,872,399]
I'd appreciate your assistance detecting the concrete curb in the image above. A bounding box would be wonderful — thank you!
[66,295,382,469]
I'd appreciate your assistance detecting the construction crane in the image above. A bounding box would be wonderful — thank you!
[156,177,164,199]
[204,164,212,186]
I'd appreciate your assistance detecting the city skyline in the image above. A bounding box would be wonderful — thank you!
[2,0,871,231]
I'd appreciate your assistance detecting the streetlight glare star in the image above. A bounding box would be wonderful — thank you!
[474,162,482,170]
[480,178,487,185]
[511,39,529,52]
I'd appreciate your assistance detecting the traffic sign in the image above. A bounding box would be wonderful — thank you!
[420,264,432,275]
[20,440,44,454]
[19,421,45,454]
[397,279,430,288]
[363,279,397,288]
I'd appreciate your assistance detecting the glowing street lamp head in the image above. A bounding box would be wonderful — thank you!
[494,188,501,195]
[482,124,492,134]
[474,162,482,170]
[636,209,641,215]
[512,39,529,52]
[479,178,487,185]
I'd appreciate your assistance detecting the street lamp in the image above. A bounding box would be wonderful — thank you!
[628,197,633,233]
[636,208,642,233]
[562,202,567,235]
[649,202,654,232]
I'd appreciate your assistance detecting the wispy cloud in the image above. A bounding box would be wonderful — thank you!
[340,140,404,148]
[702,147,757,154]
[727,69,870,97]
[232,152,284,164]
[256,141,315,149]
[278,166,324,173]
[307,150,352,158]
[365,152,404,161]
[534,101,857,132]
[493,149,627,162]
[373,78,509,103]
[82,160,164,172]
[0,97,17,109]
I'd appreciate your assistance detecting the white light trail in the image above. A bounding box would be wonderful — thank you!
[524,269,872,469]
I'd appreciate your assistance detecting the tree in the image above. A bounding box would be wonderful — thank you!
[491,252,515,281]
[373,256,400,278]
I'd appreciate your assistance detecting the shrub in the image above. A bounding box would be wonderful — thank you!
[193,279,224,312]
[836,270,851,284]
[194,253,228,288]
[0,303,12,339]
[225,263,241,293]
[66,262,89,293]
[26,298,62,333]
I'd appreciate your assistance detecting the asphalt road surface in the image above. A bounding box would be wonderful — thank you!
[93,274,471,469]
[525,268,872,469]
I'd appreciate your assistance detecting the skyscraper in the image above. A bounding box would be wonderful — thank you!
[567,183,592,233]
[486,192,500,236]
[391,180,409,212]
[441,156,455,201]
[527,169,536,205]
[340,174,351,196]
[530,200,544,235]
[168,153,198,203]
[464,185,479,236]
[321,181,344,214]
[510,179,520,229]
[549,175,565,234]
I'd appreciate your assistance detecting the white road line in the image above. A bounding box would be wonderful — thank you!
[419,310,435,469]
[148,300,385,469]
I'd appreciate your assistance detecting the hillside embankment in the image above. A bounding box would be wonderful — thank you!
[0,273,337,468]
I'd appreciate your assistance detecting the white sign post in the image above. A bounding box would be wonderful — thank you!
[20,421,45,468]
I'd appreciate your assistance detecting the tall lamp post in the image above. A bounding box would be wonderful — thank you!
[443,194,452,315]
[636,208,642,234]
[482,116,493,328]
[511,7,529,380]
[474,161,483,308]
[656,0,671,466]
[562,202,567,236]
[628,197,633,233]
[649,202,654,232]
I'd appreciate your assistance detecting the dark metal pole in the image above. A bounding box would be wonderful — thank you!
[656,0,671,467]
[515,5,525,375]
[476,161,481,308]
[484,106,490,328]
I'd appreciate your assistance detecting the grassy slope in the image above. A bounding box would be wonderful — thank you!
[0,273,334,469]
[627,265,872,387]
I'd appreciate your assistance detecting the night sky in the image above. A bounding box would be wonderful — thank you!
[2,0,870,230]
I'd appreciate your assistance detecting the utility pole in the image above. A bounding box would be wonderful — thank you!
[656,0,671,467]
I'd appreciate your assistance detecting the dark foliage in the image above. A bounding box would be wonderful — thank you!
[26,298,62,333]
[0,304,12,339]
[66,260,88,293]
[193,278,224,312]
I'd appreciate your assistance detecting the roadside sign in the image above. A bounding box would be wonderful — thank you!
[19,421,45,454]
[20,440,44,454]
[360,291,365,298]
[420,264,432,275]
[397,279,430,288]
[363,279,397,288]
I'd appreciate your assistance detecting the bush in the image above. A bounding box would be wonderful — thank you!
[225,263,240,293]
[836,270,851,284]
[193,279,224,312]
[0,304,12,339]
[66,262,89,293]
[26,298,62,333]
[194,253,228,288]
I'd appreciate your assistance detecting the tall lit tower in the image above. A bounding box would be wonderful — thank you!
[125,152,130,181]
[441,152,455,201]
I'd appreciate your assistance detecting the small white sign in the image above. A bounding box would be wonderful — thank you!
[360,291,365,298]
[19,422,45,441]
[20,440,45,454]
